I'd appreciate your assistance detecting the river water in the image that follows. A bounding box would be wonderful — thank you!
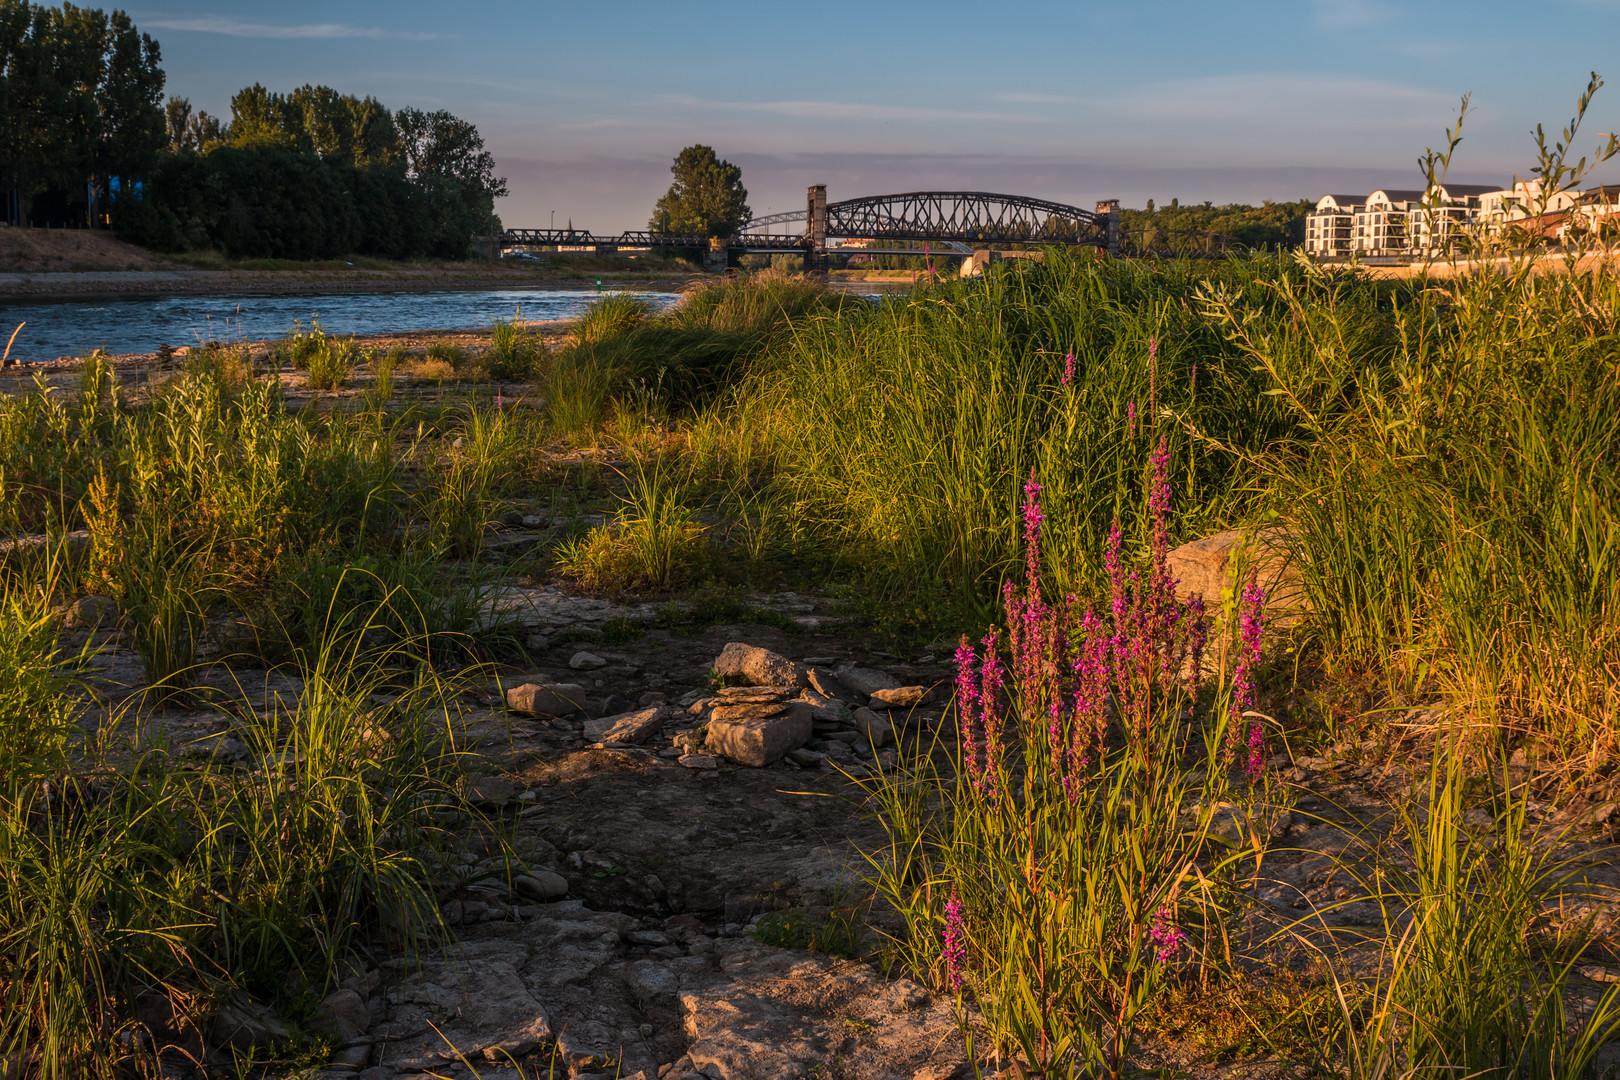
[0,288,681,364]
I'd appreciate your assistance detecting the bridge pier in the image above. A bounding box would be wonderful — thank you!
[1096,199,1120,255]
[807,184,828,276]
[703,238,728,272]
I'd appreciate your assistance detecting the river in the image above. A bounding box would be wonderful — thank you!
[0,288,681,363]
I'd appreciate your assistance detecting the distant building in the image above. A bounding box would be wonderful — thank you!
[1300,180,1620,258]
[1304,194,1362,257]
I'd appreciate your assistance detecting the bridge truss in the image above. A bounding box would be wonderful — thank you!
[501,190,1111,253]
[498,189,1240,260]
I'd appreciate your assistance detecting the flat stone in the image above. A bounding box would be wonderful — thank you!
[868,685,933,708]
[833,664,902,697]
[513,870,569,901]
[708,701,790,723]
[707,703,813,767]
[374,942,551,1072]
[571,650,608,670]
[583,706,666,745]
[713,642,808,689]
[506,681,589,717]
[679,754,721,770]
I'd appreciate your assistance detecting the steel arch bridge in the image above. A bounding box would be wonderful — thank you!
[498,188,1116,257]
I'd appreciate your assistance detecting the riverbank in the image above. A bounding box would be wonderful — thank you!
[0,265,705,301]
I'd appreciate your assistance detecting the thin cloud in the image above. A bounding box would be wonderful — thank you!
[654,94,1038,124]
[994,92,1081,104]
[142,16,442,41]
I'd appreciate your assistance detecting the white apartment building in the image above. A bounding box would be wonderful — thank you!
[1304,194,1362,256]
[1307,179,1620,259]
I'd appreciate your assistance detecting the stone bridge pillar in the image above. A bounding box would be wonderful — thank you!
[1096,199,1120,255]
[807,184,828,276]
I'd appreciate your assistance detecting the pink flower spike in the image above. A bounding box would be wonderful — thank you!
[1061,351,1076,387]
[943,891,967,990]
[1149,907,1186,963]
[1127,399,1137,436]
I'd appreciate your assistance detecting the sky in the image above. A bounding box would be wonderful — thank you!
[130,0,1620,232]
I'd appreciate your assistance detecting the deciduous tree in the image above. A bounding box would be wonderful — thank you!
[649,144,750,238]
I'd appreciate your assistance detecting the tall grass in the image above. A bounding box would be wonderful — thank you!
[556,273,851,414]
[1301,747,1620,1078]
[1202,256,1620,743]
[738,252,1316,604]
[0,572,468,1078]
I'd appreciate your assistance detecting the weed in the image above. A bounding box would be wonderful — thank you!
[553,456,710,589]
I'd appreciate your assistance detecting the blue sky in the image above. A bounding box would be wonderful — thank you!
[132,0,1620,230]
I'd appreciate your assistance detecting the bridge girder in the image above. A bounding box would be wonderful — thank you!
[824,191,1108,247]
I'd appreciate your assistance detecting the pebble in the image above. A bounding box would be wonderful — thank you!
[679,754,720,770]
[571,651,608,670]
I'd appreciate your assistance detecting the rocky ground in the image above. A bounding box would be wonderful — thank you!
[47,554,1620,1080]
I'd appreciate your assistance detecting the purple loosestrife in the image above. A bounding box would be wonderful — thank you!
[1127,399,1137,437]
[943,890,968,991]
[1068,607,1110,796]
[1230,572,1267,779]
[1061,350,1076,387]
[954,635,983,785]
[1148,907,1186,963]
[978,629,1007,796]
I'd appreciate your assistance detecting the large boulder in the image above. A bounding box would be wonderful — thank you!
[1166,527,1307,615]
[713,643,808,689]
[707,703,814,767]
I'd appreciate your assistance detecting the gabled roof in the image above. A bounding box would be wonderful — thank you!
[1434,183,1502,197]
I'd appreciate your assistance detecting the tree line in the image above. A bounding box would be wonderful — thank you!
[1119,197,1314,250]
[117,84,507,259]
[0,0,164,227]
[0,2,506,259]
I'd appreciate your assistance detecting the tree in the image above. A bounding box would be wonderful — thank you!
[649,144,749,238]
[165,96,223,154]
[394,106,506,255]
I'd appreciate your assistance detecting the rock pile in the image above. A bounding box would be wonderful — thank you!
[504,641,943,774]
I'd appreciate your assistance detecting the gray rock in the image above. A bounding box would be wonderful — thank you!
[834,664,902,697]
[600,693,629,717]
[852,707,893,747]
[506,681,589,717]
[64,594,118,630]
[679,754,721,770]
[707,703,813,767]
[806,667,859,703]
[317,988,371,1042]
[639,691,668,707]
[211,995,290,1051]
[358,1068,394,1080]
[374,941,550,1071]
[713,642,808,689]
[466,776,516,805]
[571,650,608,671]
[513,870,568,901]
[788,747,827,767]
[583,706,667,745]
